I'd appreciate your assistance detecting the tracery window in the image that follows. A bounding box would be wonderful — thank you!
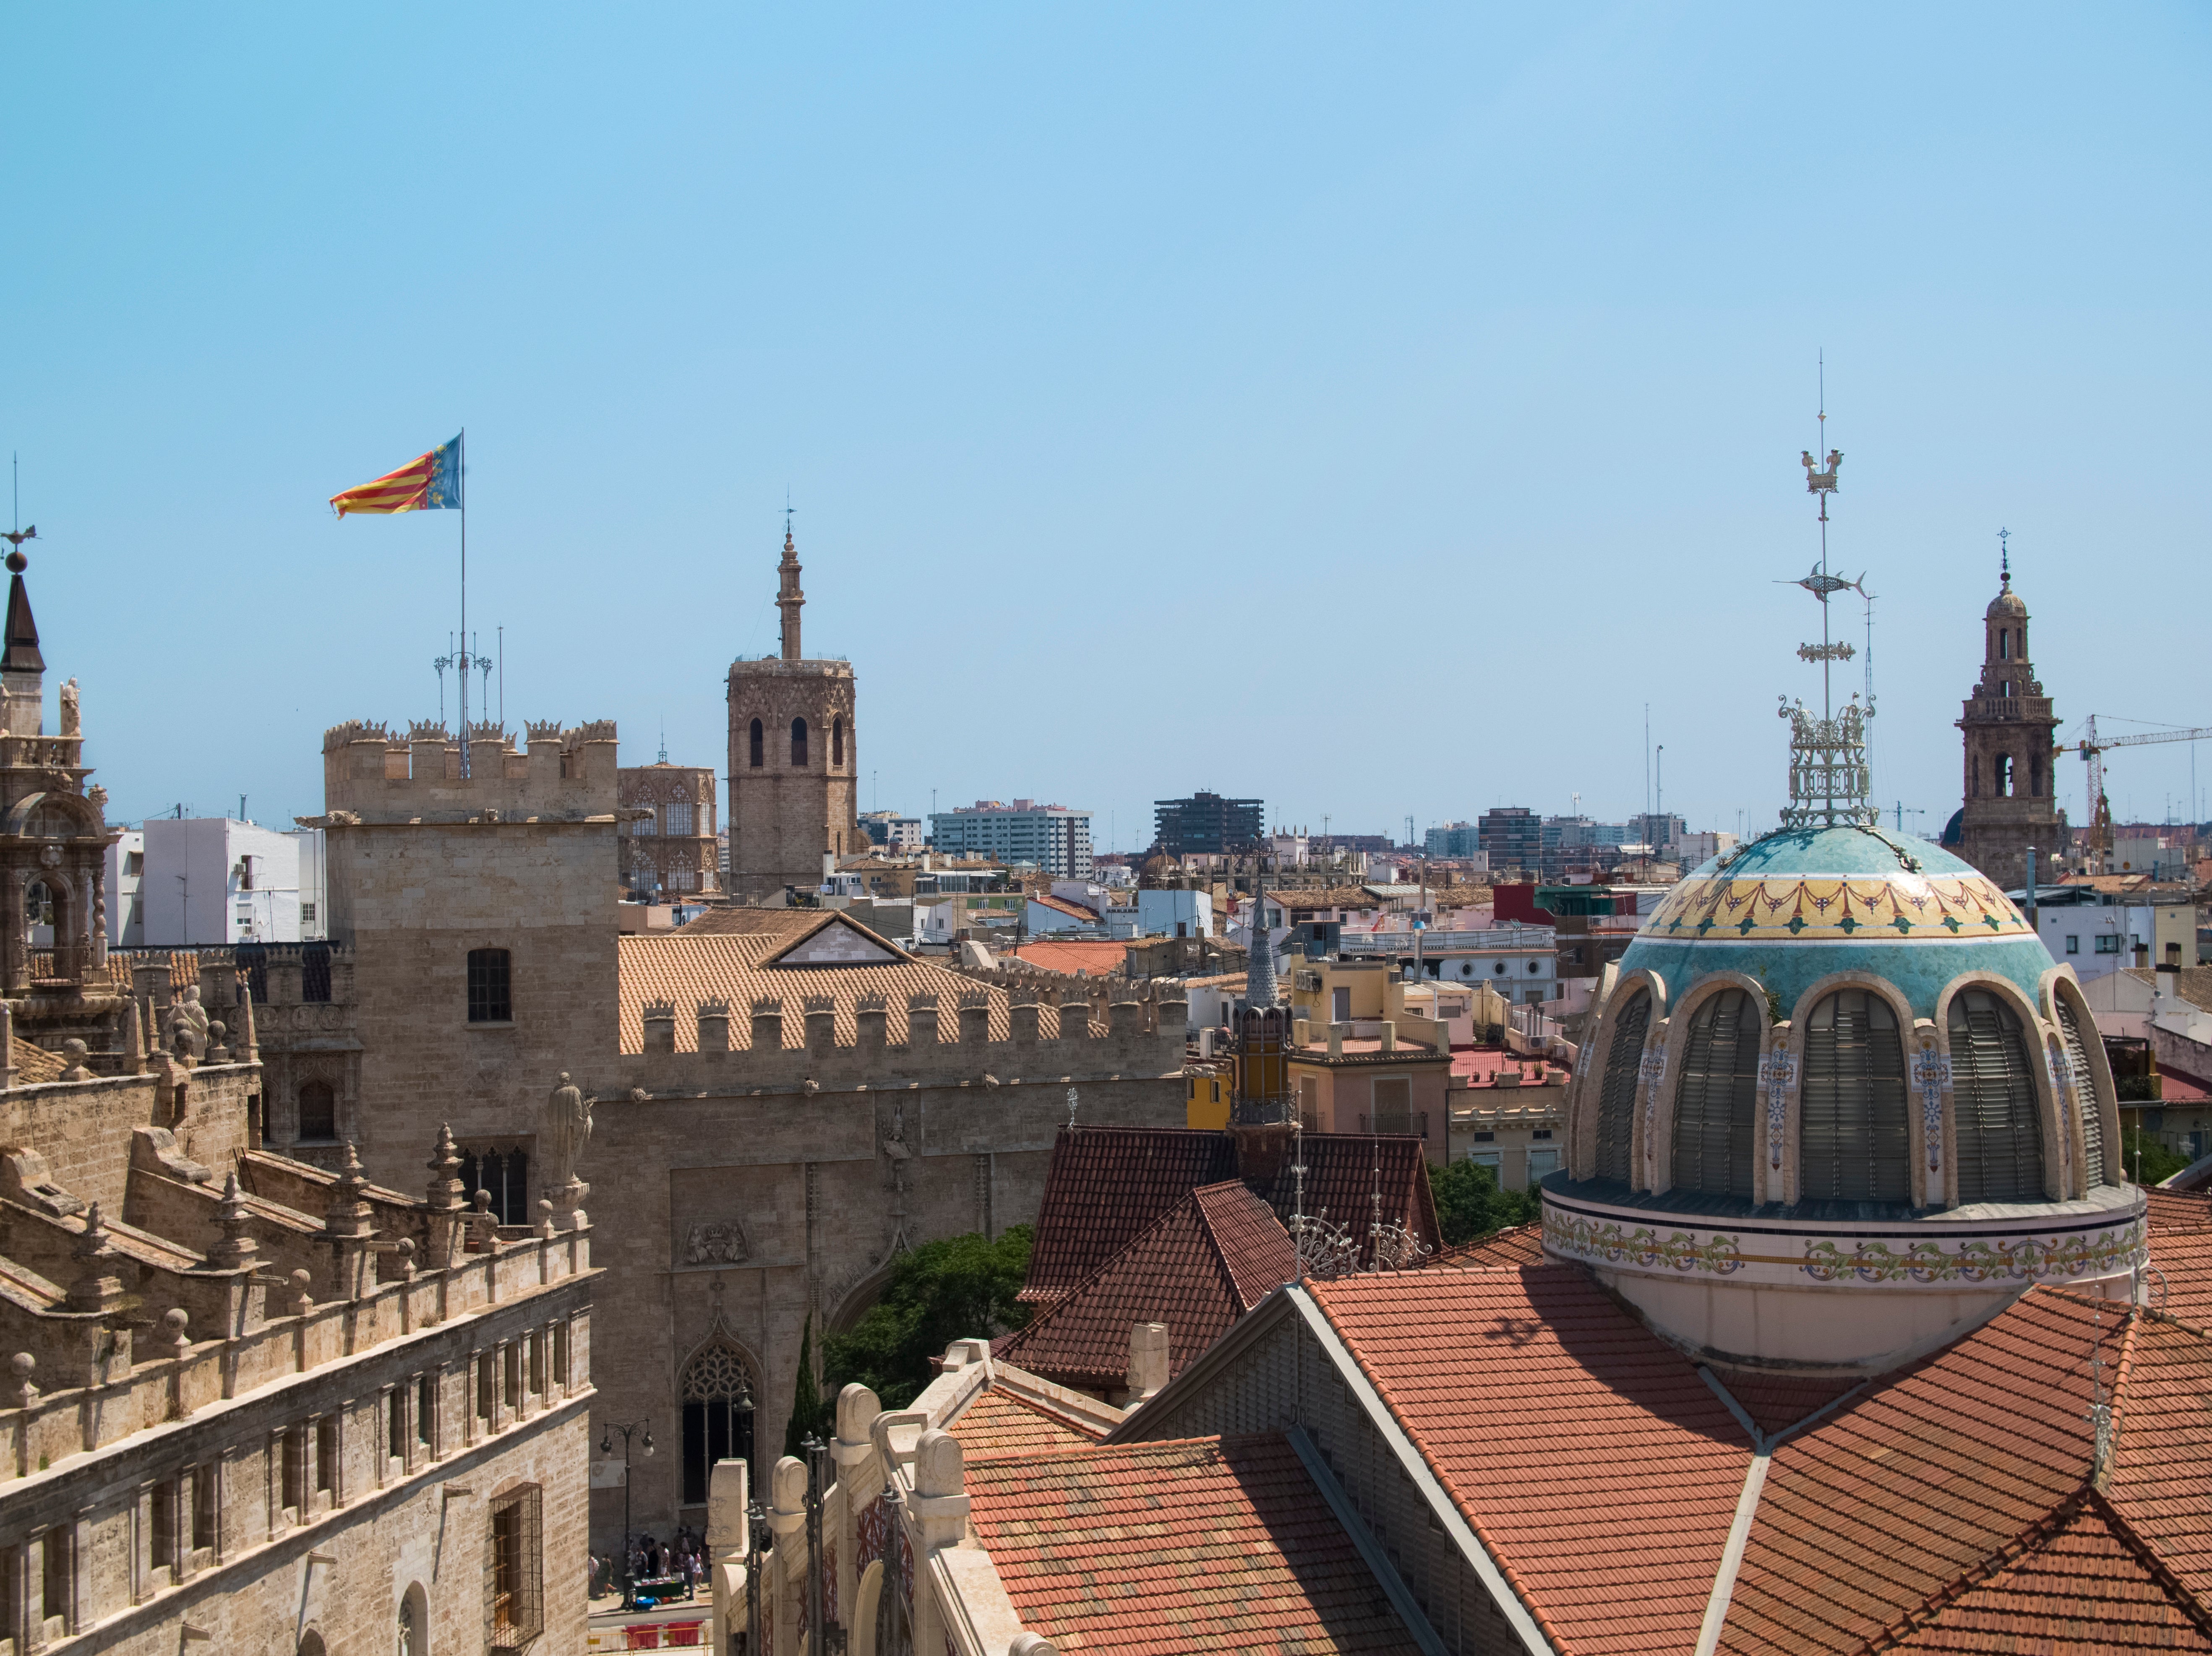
[1800,989,1909,1203]
[665,800,693,837]
[680,1339,756,1505]
[2054,995,2109,1187]
[790,717,809,768]
[1592,989,1651,1185]
[1669,989,1760,1199]
[1949,988,2041,1203]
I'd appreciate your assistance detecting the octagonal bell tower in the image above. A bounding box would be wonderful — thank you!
[725,529,859,901]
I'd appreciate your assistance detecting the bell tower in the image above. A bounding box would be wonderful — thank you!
[1950,543,2063,891]
[725,528,859,902]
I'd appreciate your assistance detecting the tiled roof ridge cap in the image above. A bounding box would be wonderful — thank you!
[1299,1283,1575,1655]
[963,1431,1251,1468]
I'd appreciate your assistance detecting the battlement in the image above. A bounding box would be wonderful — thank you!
[318,717,620,823]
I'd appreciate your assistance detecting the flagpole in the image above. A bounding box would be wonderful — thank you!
[458,427,469,776]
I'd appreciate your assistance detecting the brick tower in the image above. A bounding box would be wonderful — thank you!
[725,529,859,901]
[1949,555,2064,890]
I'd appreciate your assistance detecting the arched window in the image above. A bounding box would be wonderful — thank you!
[790,717,809,768]
[1592,989,1651,1185]
[2029,753,2044,798]
[748,718,764,769]
[1949,988,2041,1203]
[399,1583,429,1656]
[1800,989,1909,1203]
[680,1338,755,1506]
[297,1080,336,1143]
[832,716,845,768]
[1998,628,2011,660]
[2054,995,2108,1187]
[1669,989,1760,1198]
[1994,754,2014,797]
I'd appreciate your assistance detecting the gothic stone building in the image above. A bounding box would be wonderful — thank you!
[1946,560,2065,890]
[725,531,861,901]
[618,761,720,899]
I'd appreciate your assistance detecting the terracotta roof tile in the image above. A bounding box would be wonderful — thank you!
[1029,894,1099,922]
[1248,1135,1440,1271]
[947,1387,1105,1456]
[1009,939,1130,977]
[673,906,832,939]
[11,1038,65,1084]
[999,1182,1292,1388]
[1421,1224,1546,1269]
[2105,1310,2212,1610]
[963,1434,1421,1655]
[616,925,1010,1053]
[1020,1127,1238,1303]
[1311,1265,1753,1655]
[1705,1370,1862,1439]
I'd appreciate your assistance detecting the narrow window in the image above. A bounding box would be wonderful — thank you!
[2055,995,2109,1188]
[151,1478,179,1576]
[790,717,809,767]
[1998,628,2011,660]
[487,1486,545,1648]
[553,1322,570,1388]
[192,1465,217,1550]
[42,1527,68,1627]
[282,1428,305,1515]
[1669,988,1761,1199]
[297,1080,336,1143]
[388,1389,407,1461]
[1950,989,2041,1203]
[466,948,512,1023]
[832,716,845,768]
[528,1329,545,1395]
[1593,989,1652,1184]
[503,1344,522,1413]
[315,1416,337,1494]
[748,718,763,768]
[1800,989,1910,1203]
[2030,753,2043,798]
[477,1355,495,1425]
[417,1374,437,1451]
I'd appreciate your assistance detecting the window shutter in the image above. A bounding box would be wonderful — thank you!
[1948,990,2040,1203]
[2055,997,2107,1187]
[1800,990,1909,1203]
[1594,990,1651,1184]
[1670,989,1759,1198]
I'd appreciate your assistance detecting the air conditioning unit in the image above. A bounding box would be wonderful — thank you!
[1294,971,1322,993]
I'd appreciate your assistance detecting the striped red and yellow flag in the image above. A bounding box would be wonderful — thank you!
[329,433,462,516]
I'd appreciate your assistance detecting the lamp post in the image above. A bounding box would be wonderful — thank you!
[599,1417,654,1609]
[744,1499,768,1656]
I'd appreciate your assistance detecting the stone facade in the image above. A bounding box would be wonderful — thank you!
[725,532,860,900]
[1954,567,2064,890]
[618,762,720,898]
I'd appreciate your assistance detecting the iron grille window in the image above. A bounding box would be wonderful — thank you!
[485,1485,544,1650]
[680,1339,756,1505]
[1800,990,1909,1203]
[1594,990,1652,1184]
[2055,996,2109,1187]
[297,1080,337,1143]
[1949,989,2041,1203]
[1670,989,1761,1199]
[302,943,333,1003]
[456,1146,531,1226]
[467,948,512,1023]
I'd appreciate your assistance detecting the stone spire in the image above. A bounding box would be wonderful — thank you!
[1245,885,1278,1009]
[208,1172,259,1270]
[2,560,43,675]
[776,528,806,662]
[66,1203,126,1315]
[324,1141,375,1239]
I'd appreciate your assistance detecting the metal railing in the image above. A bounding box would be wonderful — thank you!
[1336,927,1555,954]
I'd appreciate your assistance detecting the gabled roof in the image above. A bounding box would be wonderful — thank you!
[1020,1127,1238,1303]
[963,1433,1425,1655]
[1251,1133,1439,1271]
[996,1181,1293,1388]
[948,1386,1106,1456]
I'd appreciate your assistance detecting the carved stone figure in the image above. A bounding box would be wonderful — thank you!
[58,679,78,737]
[683,1221,748,1266]
[544,1072,593,1189]
[167,987,209,1062]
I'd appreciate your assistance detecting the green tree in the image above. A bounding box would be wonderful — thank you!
[1429,1159,1541,1247]
[2119,1127,2193,1187]
[822,1226,1035,1409]
[784,1315,832,1457]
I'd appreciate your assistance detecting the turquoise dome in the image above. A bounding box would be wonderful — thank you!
[1620,823,2053,1019]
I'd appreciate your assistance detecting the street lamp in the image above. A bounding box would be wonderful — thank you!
[600,1417,654,1609]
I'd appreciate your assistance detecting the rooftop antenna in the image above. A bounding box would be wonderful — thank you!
[658,719,668,766]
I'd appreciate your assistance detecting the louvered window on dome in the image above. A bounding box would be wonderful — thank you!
[1800,990,1909,1203]
[1593,989,1652,1184]
[1948,988,2042,1203]
[1669,989,1760,1199]
[2054,996,2109,1187]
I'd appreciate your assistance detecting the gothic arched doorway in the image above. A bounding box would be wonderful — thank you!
[679,1336,756,1506]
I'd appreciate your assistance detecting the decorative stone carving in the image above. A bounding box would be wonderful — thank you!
[543,1072,592,1190]
[166,987,209,1062]
[57,1038,89,1082]
[58,679,78,737]
[684,1220,749,1266]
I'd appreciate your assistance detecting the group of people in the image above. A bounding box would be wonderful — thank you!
[590,1525,710,1606]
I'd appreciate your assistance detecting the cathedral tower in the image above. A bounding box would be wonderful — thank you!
[1948,555,2064,890]
[725,529,859,901]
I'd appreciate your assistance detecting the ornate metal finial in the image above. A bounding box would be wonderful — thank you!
[1776,694,1880,828]
[1997,526,2011,585]
[1066,1086,1079,1130]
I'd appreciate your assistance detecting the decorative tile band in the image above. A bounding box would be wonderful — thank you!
[1643,871,2028,943]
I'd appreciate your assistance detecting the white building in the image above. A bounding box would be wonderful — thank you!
[114,818,305,946]
[929,799,1093,877]
[1136,887,1213,939]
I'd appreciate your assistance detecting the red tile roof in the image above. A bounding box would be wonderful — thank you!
[997,1182,1293,1389]
[1029,894,1099,922]
[948,1386,1106,1456]
[1422,1224,1546,1269]
[1310,1264,1754,1655]
[963,1434,1420,1654]
[1256,1134,1440,1271]
[1009,938,1131,977]
[2147,1187,2212,1331]
[1706,1370,1861,1439]
[1021,1127,1238,1304]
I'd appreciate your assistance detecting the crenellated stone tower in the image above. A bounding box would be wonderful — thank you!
[725,529,859,901]
[1950,557,2065,890]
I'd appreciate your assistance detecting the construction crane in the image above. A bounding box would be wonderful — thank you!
[2077,714,2212,870]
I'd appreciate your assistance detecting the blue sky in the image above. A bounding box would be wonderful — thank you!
[5,4,2207,850]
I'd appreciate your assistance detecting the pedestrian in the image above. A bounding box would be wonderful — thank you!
[588,1551,600,1599]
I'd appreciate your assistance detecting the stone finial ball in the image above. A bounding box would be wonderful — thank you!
[9,1352,32,1379]
[290,1268,312,1291]
[4,552,23,575]
[162,1307,188,1336]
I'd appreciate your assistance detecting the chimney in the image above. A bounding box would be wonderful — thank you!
[2155,961,2182,1018]
[1126,1322,1169,1402]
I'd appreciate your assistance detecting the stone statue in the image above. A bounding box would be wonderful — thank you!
[544,1072,592,1190]
[167,987,209,1062]
[58,679,78,738]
